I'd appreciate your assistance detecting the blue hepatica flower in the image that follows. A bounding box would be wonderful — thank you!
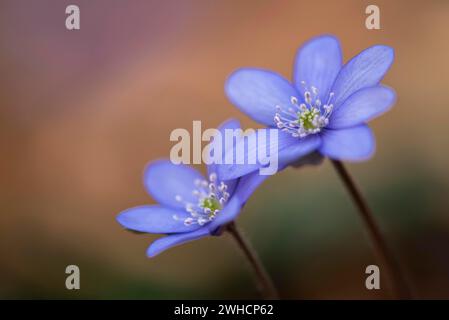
[220,35,395,179]
[117,119,267,257]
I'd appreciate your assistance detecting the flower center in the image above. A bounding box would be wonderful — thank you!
[298,108,320,131]
[274,82,334,138]
[173,172,229,226]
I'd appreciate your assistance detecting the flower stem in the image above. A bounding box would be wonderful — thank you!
[226,222,280,299]
[330,159,412,299]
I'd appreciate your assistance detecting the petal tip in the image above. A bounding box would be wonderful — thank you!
[217,118,241,132]
[116,209,133,229]
[304,34,340,46]
[116,212,126,227]
[143,159,170,181]
[146,244,160,258]
[295,34,341,55]
[376,45,395,65]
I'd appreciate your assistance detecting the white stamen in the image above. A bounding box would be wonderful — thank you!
[173,172,230,227]
[304,91,312,104]
[291,96,298,105]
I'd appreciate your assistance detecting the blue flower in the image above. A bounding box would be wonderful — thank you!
[116,119,268,257]
[219,35,395,179]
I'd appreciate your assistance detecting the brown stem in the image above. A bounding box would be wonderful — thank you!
[331,159,412,299]
[226,222,280,299]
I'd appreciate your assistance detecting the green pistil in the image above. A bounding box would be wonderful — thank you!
[201,197,221,215]
[298,109,319,130]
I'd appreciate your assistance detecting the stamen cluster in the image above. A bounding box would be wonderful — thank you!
[174,173,229,226]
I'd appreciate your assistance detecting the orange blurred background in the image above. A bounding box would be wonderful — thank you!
[1,0,449,299]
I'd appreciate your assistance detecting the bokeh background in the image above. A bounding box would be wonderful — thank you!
[1,0,448,299]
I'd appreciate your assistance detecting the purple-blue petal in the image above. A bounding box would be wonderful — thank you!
[117,205,200,234]
[331,45,394,108]
[216,129,321,180]
[293,35,342,100]
[207,118,241,177]
[146,227,211,257]
[207,119,240,196]
[329,86,396,129]
[144,160,204,209]
[207,196,242,231]
[277,134,321,168]
[233,171,270,205]
[225,68,299,126]
[319,125,375,161]
[207,171,270,231]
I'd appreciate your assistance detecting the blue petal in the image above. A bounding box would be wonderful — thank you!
[329,86,396,129]
[117,205,200,234]
[207,171,270,231]
[144,160,204,209]
[207,119,240,196]
[225,68,299,126]
[207,196,242,231]
[331,45,394,108]
[277,134,321,168]
[319,125,375,161]
[293,35,342,100]
[216,129,321,180]
[146,227,210,257]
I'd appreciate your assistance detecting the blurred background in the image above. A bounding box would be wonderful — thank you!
[1,0,448,299]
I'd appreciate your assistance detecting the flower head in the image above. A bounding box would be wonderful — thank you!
[116,119,268,257]
[220,35,395,179]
